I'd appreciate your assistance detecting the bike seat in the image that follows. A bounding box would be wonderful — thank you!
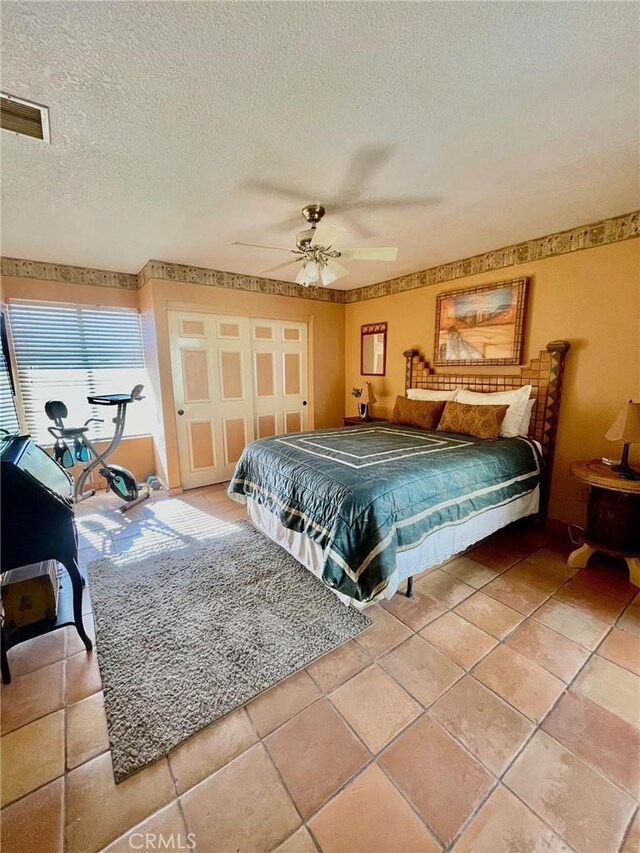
[58,426,89,437]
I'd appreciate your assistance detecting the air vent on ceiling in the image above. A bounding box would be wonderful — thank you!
[1,93,50,142]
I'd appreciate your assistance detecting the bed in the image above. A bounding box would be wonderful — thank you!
[229,341,570,606]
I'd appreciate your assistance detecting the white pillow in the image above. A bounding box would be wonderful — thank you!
[407,388,459,402]
[456,385,532,438]
[519,398,535,436]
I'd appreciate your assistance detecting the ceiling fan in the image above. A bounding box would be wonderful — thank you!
[232,204,398,287]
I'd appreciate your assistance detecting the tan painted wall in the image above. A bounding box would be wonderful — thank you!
[344,239,640,524]
[1,274,345,492]
[4,237,638,520]
[139,278,345,491]
[138,282,170,484]
[1,276,155,482]
[0,276,139,310]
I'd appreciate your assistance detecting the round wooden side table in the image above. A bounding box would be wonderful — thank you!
[568,459,640,587]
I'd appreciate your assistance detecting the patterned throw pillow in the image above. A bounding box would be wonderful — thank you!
[436,401,509,440]
[456,385,532,437]
[390,396,446,431]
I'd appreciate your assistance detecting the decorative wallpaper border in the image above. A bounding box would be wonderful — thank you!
[0,257,139,290]
[0,256,342,302]
[343,209,639,303]
[2,209,638,304]
[138,260,343,304]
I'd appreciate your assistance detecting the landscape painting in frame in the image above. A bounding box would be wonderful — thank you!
[434,278,528,366]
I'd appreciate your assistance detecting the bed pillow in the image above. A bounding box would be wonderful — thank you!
[390,396,445,430]
[455,385,532,438]
[407,387,459,402]
[519,398,535,436]
[436,401,509,440]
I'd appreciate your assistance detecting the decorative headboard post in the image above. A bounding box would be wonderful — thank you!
[403,340,571,519]
[537,340,571,517]
[403,349,432,391]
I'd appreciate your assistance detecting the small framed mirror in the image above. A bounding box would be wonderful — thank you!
[361,322,387,376]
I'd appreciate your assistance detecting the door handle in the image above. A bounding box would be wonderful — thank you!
[302,400,307,406]
[177,409,184,416]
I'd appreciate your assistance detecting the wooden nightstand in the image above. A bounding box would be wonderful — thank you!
[342,416,386,427]
[568,459,640,587]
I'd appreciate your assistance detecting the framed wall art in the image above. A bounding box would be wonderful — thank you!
[434,277,528,366]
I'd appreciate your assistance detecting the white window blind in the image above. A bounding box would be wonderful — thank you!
[8,300,151,443]
[1,310,20,434]
[0,356,20,434]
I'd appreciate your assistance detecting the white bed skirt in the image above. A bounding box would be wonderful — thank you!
[246,486,540,609]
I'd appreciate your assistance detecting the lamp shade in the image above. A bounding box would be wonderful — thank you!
[305,260,319,283]
[360,381,377,405]
[320,265,337,286]
[605,401,640,443]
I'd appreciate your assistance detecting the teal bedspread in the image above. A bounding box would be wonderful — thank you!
[228,423,541,602]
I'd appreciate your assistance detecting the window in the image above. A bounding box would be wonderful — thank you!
[7,300,151,443]
[0,311,20,434]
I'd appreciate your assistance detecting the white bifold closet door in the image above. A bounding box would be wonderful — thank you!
[169,311,308,489]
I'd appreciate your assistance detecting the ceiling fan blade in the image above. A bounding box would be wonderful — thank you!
[337,211,374,241]
[338,144,397,196]
[338,196,441,211]
[339,248,398,261]
[261,259,299,275]
[272,215,306,233]
[326,259,350,280]
[241,180,311,202]
[232,241,291,252]
[311,221,344,248]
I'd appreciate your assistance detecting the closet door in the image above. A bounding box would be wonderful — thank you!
[169,312,254,488]
[251,320,308,438]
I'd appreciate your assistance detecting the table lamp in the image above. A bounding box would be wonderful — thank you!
[605,400,640,480]
[359,382,378,420]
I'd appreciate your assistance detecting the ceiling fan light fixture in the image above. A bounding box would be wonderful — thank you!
[320,266,337,286]
[304,260,319,283]
[232,202,398,288]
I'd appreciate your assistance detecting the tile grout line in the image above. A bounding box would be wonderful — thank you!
[494,644,638,851]
[235,706,316,851]
[530,632,640,804]
[442,555,630,850]
[619,805,639,853]
[376,666,548,850]
[372,748,454,850]
[367,555,566,848]
[306,597,549,849]
[246,661,440,843]
[371,554,640,840]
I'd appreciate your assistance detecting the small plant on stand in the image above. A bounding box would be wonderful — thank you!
[352,386,365,419]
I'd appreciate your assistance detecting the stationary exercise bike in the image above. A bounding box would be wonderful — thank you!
[45,385,150,512]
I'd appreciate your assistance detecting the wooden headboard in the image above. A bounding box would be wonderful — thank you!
[403,340,571,516]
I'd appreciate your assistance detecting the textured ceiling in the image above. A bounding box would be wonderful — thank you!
[1,2,638,290]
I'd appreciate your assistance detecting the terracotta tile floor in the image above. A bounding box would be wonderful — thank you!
[2,485,640,852]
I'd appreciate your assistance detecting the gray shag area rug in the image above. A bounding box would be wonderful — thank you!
[88,521,370,781]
